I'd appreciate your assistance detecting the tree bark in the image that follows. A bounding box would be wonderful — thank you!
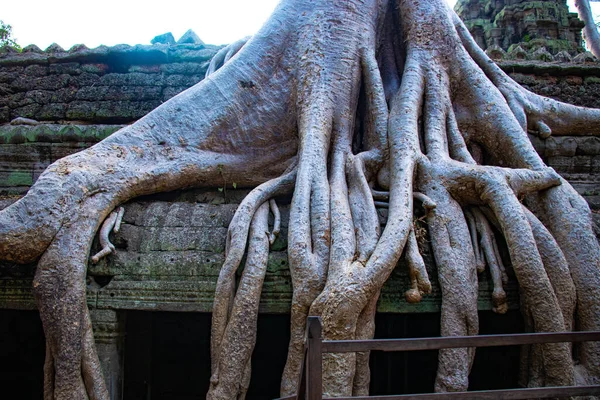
[575,0,600,58]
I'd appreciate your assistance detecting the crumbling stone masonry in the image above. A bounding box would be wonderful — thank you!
[455,0,586,57]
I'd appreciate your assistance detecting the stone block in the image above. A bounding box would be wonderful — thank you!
[127,65,162,74]
[11,103,41,119]
[577,137,600,155]
[562,75,583,85]
[66,101,95,120]
[592,155,600,173]
[80,64,109,74]
[0,106,9,123]
[165,74,202,87]
[76,86,162,102]
[38,103,67,120]
[162,86,188,101]
[571,155,592,173]
[160,62,206,75]
[0,68,23,84]
[99,72,162,87]
[546,155,573,172]
[168,48,217,63]
[75,72,101,86]
[544,136,577,157]
[23,64,48,76]
[48,62,81,75]
[93,100,162,121]
[25,90,52,105]
[33,74,72,90]
[50,88,77,103]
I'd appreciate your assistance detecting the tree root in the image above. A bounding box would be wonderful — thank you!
[205,37,250,78]
[33,197,112,400]
[208,201,272,400]
[470,208,508,314]
[90,207,124,264]
[211,169,296,378]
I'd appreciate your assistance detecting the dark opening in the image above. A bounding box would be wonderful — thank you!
[0,309,45,399]
[370,311,524,395]
[0,308,524,399]
[124,312,291,400]
[124,310,524,399]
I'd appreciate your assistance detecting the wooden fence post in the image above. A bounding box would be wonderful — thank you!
[306,316,323,400]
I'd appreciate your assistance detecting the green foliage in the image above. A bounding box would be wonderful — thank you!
[0,20,20,51]
[216,164,237,201]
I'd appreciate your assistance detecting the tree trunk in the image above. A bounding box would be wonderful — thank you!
[575,0,600,58]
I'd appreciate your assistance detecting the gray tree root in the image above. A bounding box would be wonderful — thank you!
[1,0,600,398]
[208,202,271,400]
[210,170,296,378]
[575,0,600,58]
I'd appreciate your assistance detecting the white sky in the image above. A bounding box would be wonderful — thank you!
[2,0,600,49]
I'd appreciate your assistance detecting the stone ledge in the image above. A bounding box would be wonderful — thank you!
[0,123,124,144]
[0,194,520,314]
[0,43,222,67]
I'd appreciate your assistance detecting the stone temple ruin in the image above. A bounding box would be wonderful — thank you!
[454,0,589,60]
[0,9,600,400]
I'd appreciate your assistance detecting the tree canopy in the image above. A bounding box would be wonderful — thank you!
[0,20,19,50]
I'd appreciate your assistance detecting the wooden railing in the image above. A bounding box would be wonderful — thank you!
[278,316,600,400]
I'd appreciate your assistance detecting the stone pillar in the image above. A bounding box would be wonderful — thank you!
[90,309,126,400]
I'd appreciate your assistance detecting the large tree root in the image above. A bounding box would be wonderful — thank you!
[1,0,600,398]
[33,198,111,400]
[208,170,295,400]
[208,201,271,400]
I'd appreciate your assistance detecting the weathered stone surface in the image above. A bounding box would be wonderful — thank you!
[10,117,39,125]
[455,0,585,56]
[2,39,599,126]
[90,309,125,400]
[177,29,204,45]
[0,195,519,314]
[574,51,598,63]
[0,43,222,123]
[45,43,65,53]
[151,32,176,45]
[21,44,43,54]
[0,124,123,194]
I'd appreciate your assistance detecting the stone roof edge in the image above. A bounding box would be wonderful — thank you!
[0,42,224,67]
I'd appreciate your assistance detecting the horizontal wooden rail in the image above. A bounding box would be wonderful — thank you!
[322,330,600,353]
[278,316,600,400]
[323,385,600,400]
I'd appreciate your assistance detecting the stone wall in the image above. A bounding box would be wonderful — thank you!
[0,190,516,315]
[1,49,600,316]
[0,43,220,124]
[454,0,585,57]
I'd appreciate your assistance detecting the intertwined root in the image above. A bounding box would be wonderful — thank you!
[91,207,124,264]
[277,0,598,395]
[33,197,113,400]
[208,170,295,400]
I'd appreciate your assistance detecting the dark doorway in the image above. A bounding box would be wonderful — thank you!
[0,308,525,399]
[370,311,524,395]
[0,309,46,399]
[123,312,291,400]
[124,310,524,399]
